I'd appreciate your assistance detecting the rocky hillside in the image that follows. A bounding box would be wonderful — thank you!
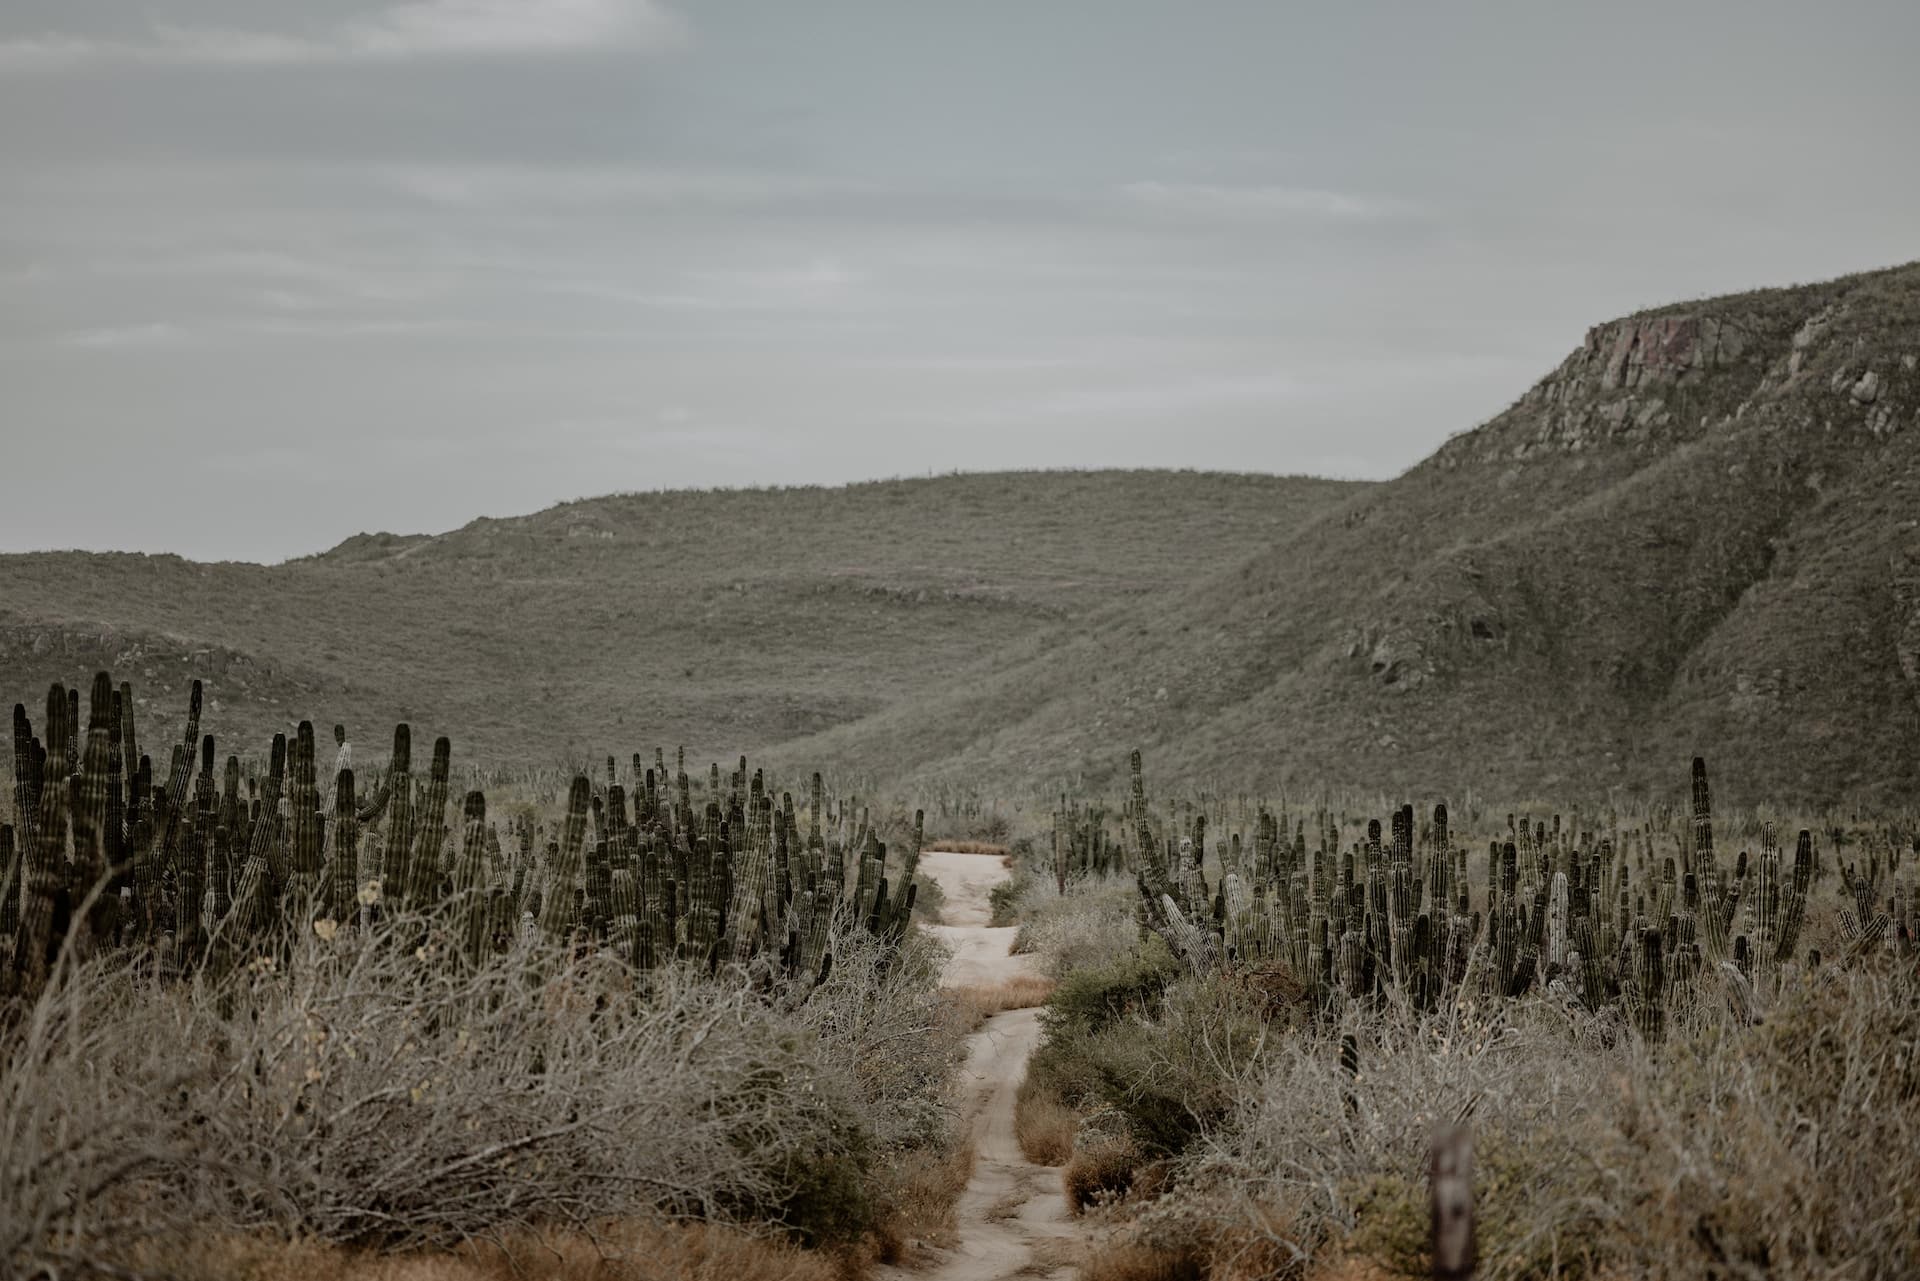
[0,471,1361,770]
[783,262,1920,807]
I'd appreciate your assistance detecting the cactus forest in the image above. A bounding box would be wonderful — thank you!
[4,675,921,1004]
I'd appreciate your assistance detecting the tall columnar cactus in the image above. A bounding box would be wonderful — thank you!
[228,733,288,938]
[453,790,491,965]
[288,721,324,904]
[70,673,117,950]
[9,685,71,997]
[538,777,592,944]
[1689,756,1715,876]
[0,824,18,952]
[321,767,359,928]
[403,736,451,911]
[377,724,414,913]
[1631,928,1666,1041]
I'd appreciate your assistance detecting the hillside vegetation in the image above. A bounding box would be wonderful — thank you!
[786,262,1920,806]
[0,471,1358,769]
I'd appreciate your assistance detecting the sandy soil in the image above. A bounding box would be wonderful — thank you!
[887,851,1079,1280]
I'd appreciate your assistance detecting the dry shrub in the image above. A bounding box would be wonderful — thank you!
[1603,969,1920,1279]
[947,974,1057,1030]
[1064,1135,1142,1213]
[1014,1076,1078,1166]
[1170,967,1920,1280]
[1,913,962,1274]
[1078,1239,1208,1281]
[867,1138,975,1262]
[1227,960,1315,1026]
[0,949,187,1273]
[1009,873,1142,976]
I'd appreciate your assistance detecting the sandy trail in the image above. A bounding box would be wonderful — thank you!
[887,851,1078,1281]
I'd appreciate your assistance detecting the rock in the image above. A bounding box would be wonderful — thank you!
[1851,369,1881,404]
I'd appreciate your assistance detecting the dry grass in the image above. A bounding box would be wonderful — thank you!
[946,974,1057,1030]
[1064,1138,1142,1214]
[925,840,1012,857]
[1013,1076,1078,1166]
[867,1139,976,1263]
[1067,1136,1136,1221]
[136,1220,849,1281]
[1078,1240,1207,1281]
[0,916,964,1274]
[1162,967,1920,1280]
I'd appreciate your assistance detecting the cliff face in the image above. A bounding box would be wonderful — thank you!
[1437,270,1917,468]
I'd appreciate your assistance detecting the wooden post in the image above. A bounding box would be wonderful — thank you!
[1430,1125,1475,1281]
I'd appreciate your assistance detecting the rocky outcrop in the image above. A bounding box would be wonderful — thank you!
[1434,266,1920,469]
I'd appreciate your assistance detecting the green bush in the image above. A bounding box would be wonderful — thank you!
[1029,947,1267,1160]
[988,870,1030,927]
[1043,934,1181,1035]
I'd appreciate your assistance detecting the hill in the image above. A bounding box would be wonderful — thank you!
[0,470,1361,768]
[7,263,1918,807]
[779,262,1920,807]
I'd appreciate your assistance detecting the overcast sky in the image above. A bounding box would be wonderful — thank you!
[3,1,1917,561]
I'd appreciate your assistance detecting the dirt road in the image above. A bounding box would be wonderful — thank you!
[896,851,1078,1280]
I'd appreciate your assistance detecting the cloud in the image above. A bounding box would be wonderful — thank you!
[60,323,194,349]
[342,0,684,57]
[1119,180,1413,222]
[0,0,685,71]
[381,165,868,209]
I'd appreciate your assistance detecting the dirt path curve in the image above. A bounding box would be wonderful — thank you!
[884,851,1079,1280]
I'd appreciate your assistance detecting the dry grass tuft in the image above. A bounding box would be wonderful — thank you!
[924,840,1012,857]
[1078,1240,1207,1281]
[1013,1076,1077,1166]
[868,1139,976,1263]
[1064,1137,1142,1214]
[946,974,1057,1030]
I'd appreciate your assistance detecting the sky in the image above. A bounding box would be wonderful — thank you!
[3,1,1918,562]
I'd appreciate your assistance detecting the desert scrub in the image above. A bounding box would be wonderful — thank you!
[1160,967,1920,1279]
[1598,969,1920,1279]
[911,868,949,924]
[1173,984,1628,1278]
[1020,938,1272,1180]
[988,864,1034,928]
[1009,872,1142,976]
[0,911,958,1274]
[1017,935,1181,1165]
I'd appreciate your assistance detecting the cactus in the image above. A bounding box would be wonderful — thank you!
[375,724,414,914]
[453,790,491,965]
[70,673,117,950]
[538,777,592,944]
[288,721,324,905]
[8,685,71,997]
[323,768,359,928]
[403,736,452,912]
